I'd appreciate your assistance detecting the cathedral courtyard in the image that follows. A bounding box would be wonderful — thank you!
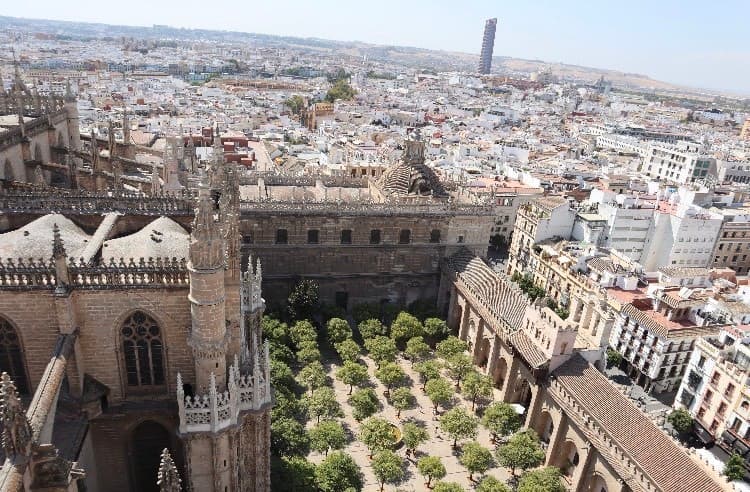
[267,309,561,492]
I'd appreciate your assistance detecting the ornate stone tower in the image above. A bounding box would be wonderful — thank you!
[177,183,271,491]
[187,183,227,394]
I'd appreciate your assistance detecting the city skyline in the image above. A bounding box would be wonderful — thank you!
[3,0,750,95]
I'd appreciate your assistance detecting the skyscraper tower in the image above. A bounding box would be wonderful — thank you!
[478,18,497,74]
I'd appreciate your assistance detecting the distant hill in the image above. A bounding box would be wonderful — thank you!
[0,15,731,96]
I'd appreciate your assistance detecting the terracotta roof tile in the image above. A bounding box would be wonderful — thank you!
[553,355,724,492]
[446,249,527,328]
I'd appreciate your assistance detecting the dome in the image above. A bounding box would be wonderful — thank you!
[378,161,446,197]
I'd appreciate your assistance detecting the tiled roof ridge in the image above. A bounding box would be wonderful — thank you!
[621,302,722,339]
[445,248,527,329]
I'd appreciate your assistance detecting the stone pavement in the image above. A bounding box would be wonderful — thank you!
[307,352,514,491]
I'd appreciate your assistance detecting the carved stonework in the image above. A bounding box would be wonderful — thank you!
[29,443,85,489]
[0,372,33,459]
[157,448,182,492]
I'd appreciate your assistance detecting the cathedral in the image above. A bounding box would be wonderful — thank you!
[0,72,272,491]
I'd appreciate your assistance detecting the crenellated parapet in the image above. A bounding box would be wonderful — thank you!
[176,344,272,435]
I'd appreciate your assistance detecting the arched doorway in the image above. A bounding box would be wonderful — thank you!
[0,317,29,395]
[492,357,507,389]
[513,378,533,412]
[556,440,580,479]
[130,420,172,492]
[476,338,491,369]
[535,410,554,444]
[589,474,608,492]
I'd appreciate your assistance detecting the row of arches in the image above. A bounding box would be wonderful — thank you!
[532,410,614,492]
[0,310,166,396]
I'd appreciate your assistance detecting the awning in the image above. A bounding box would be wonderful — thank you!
[693,422,716,445]
[721,430,738,446]
[510,403,525,415]
[735,438,750,457]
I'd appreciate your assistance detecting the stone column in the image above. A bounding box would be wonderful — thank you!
[458,305,471,341]
[472,320,485,363]
[523,385,543,429]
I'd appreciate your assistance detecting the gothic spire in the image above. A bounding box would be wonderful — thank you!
[12,51,22,90]
[64,79,75,103]
[192,181,216,241]
[122,111,130,144]
[90,129,99,169]
[156,448,181,492]
[151,162,161,196]
[0,372,33,458]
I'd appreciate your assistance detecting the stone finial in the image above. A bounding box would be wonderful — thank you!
[122,111,130,144]
[156,448,181,492]
[0,372,33,459]
[52,223,66,259]
[12,51,24,91]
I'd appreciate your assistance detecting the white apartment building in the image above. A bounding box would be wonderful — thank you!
[640,205,723,272]
[597,196,655,262]
[507,196,576,275]
[596,134,650,157]
[718,160,750,185]
[675,328,750,448]
[608,283,723,393]
[643,142,716,185]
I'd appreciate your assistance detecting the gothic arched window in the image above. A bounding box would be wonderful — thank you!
[0,318,28,395]
[121,312,165,387]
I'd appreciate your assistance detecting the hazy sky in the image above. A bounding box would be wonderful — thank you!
[4,0,750,94]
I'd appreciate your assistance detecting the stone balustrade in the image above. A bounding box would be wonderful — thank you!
[0,257,189,290]
[239,199,496,217]
[0,187,195,215]
[177,344,272,434]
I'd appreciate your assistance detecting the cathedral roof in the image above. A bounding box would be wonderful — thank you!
[102,217,189,261]
[0,214,90,260]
